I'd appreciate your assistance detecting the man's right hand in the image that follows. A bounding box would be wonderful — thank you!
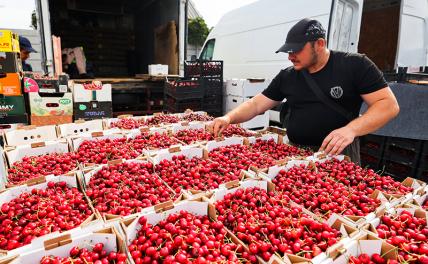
[212,116,231,137]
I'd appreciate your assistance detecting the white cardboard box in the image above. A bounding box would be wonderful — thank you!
[71,83,112,103]
[225,78,271,97]
[225,95,269,129]
[148,64,168,75]
[0,174,101,260]
[57,119,104,138]
[68,129,123,151]
[5,139,70,166]
[2,226,124,264]
[0,146,7,189]
[241,112,269,129]
[4,125,58,146]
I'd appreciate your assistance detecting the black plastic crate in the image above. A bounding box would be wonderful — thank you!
[415,168,428,182]
[422,140,428,154]
[206,110,223,118]
[360,134,386,158]
[165,78,203,100]
[384,144,420,167]
[382,159,417,181]
[184,60,223,78]
[202,77,223,96]
[418,153,428,170]
[360,152,383,171]
[165,96,202,113]
[386,137,423,152]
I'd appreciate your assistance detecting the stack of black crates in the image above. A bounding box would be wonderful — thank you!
[164,77,204,113]
[182,60,224,116]
[360,134,427,182]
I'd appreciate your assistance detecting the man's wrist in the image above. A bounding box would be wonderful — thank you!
[345,123,360,137]
[224,114,233,124]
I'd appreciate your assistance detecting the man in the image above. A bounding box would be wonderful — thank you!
[19,36,37,71]
[212,18,399,163]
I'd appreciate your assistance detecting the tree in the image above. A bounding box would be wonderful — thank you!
[188,17,210,46]
[31,10,37,30]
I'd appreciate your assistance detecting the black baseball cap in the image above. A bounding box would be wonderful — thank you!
[19,36,37,53]
[276,18,326,53]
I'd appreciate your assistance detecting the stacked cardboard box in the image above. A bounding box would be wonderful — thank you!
[0,30,27,125]
[23,73,73,125]
[71,81,113,120]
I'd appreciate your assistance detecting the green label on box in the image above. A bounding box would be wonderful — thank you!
[79,104,87,111]
[59,98,71,105]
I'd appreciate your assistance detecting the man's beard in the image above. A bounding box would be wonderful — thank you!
[308,47,319,67]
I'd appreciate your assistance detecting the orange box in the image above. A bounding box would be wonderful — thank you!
[0,73,22,96]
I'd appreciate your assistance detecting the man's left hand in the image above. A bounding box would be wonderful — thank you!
[319,126,356,155]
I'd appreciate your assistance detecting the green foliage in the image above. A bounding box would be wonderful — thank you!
[31,10,37,30]
[188,17,210,46]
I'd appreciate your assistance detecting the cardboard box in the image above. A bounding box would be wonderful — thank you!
[225,78,271,97]
[28,92,73,126]
[57,119,104,138]
[148,64,168,75]
[205,180,358,264]
[5,139,70,166]
[0,146,7,189]
[0,73,22,96]
[68,129,123,151]
[0,226,125,264]
[225,95,269,129]
[0,52,21,73]
[320,233,397,264]
[0,30,19,53]
[71,83,112,102]
[71,83,112,120]
[0,96,26,117]
[0,114,28,125]
[23,73,68,93]
[0,174,99,258]
[121,199,250,264]
[3,124,57,146]
[73,101,112,120]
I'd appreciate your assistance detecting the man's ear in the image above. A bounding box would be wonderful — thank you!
[315,38,326,51]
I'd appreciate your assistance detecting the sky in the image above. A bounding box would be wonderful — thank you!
[191,0,258,28]
[0,0,35,30]
[0,0,257,30]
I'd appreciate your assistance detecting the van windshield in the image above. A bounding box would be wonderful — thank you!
[200,39,215,60]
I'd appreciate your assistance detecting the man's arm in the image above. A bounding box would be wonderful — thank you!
[320,87,399,155]
[212,94,280,136]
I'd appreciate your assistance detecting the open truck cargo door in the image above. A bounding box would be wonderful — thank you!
[396,0,428,68]
[328,0,364,53]
[36,0,55,75]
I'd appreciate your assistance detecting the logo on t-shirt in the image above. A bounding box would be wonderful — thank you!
[330,86,343,99]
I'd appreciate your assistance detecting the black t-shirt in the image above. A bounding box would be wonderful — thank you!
[262,50,387,146]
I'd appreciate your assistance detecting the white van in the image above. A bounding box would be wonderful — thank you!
[200,0,428,79]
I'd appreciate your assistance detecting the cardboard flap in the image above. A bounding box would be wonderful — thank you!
[224,180,240,189]
[44,234,72,250]
[31,142,46,148]
[154,200,174,213]
[107,159,123,166]
[91,131,104,137]
[168,145,181,153]
[26,176,47,186]
[140,126,150,132]
[18,125,37,130]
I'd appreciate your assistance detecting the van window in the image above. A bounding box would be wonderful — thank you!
[200,39,215,60]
